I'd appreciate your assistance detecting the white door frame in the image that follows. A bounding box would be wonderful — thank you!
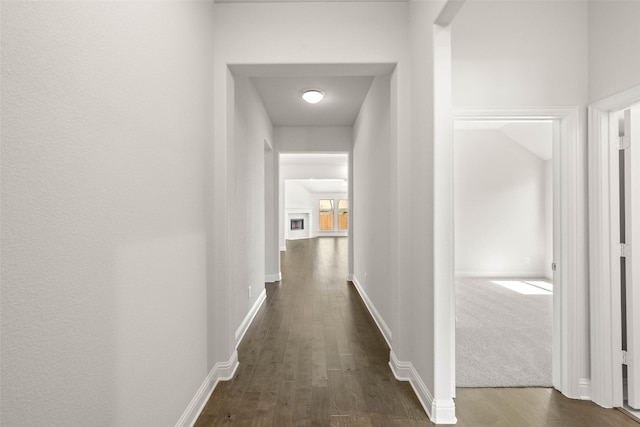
[589,85,640,408]
[447,107,586,399]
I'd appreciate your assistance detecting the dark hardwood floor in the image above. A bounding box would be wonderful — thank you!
[195,237,639,426]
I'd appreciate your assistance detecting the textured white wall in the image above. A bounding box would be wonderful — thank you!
[588,1,640,103]
[452,0,588,108]
[353,74,393,335]
[275,127,353,153]
[280,164,349,180]
[264,148,280,280]
[1,2,214,426]
[454,129,551,278]
[284,181,313,208]
[394,1,446,396]
[231,76,272,345]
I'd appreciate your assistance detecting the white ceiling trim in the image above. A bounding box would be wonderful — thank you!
[228,63,396,77]
[280,153,348,165]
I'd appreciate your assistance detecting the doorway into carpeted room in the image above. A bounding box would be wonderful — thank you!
[454,120,554,388]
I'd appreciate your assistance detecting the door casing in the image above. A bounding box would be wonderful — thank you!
[589,85,640,408]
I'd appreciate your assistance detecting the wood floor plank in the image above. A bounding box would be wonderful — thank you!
[272,380,296,426]
[311,385,330,427]
[293,403,313,427]
[327,369,350,415]
[329,414,372,426]
[194,237,640,427]
[339,353,356,373]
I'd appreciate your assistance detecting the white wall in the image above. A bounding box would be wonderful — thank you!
[265,146,280,281]
[353,75,393,338]
[452,0,588,108]
[231,76,272,343]
[275,126,352,153]
[454,129,551,278]
[395,1,447,403]
[588,1,640,103]
[1,2,214,426]
[284,181,313,213]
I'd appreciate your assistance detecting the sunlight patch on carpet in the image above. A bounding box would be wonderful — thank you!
[524,280,553,292]
[491,280,552,295]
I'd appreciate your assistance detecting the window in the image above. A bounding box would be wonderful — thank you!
[319,199,334,230]
[338,199,348,230]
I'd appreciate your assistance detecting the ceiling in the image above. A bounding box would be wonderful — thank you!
[230,63,394,128]
[281,153,348,194]
[454,120,553,160]
[252,76,374,127]
[232,65,392,193]
[291,179,348,194]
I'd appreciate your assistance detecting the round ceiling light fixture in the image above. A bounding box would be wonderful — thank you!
[301,89,324,104]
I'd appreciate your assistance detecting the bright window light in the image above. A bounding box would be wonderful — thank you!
[301,90,324,104]
[491,280,553,295]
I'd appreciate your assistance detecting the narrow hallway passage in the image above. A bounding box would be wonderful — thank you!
[195,237,429,426]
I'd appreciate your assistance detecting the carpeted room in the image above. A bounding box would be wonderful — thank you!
[454,122,554,388]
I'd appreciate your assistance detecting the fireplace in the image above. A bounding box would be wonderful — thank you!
[286,211,311,240]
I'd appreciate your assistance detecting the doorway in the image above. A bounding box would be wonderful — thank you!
[453,119,554,387]
[446,107,584,400]
[278,152,350,248]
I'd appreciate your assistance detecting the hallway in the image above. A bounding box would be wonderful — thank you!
[195,237,429,426]
[194,237,640,426]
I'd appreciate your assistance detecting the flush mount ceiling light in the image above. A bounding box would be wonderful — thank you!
[301,89,324,104]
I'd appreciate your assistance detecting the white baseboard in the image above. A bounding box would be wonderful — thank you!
[265,272,281,283]
[389,351,456,424]
[579,378,592,400]
[234,288,267,345]
[174,351,239,427]
[347,273,354,281]
[432,398,457,424]
[351,275,392,347]
[280,245,286,251]
[389,350,413,381]
[455,271,549,279]
[315,232,348,237]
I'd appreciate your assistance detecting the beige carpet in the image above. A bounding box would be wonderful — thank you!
[456,277,553,387]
